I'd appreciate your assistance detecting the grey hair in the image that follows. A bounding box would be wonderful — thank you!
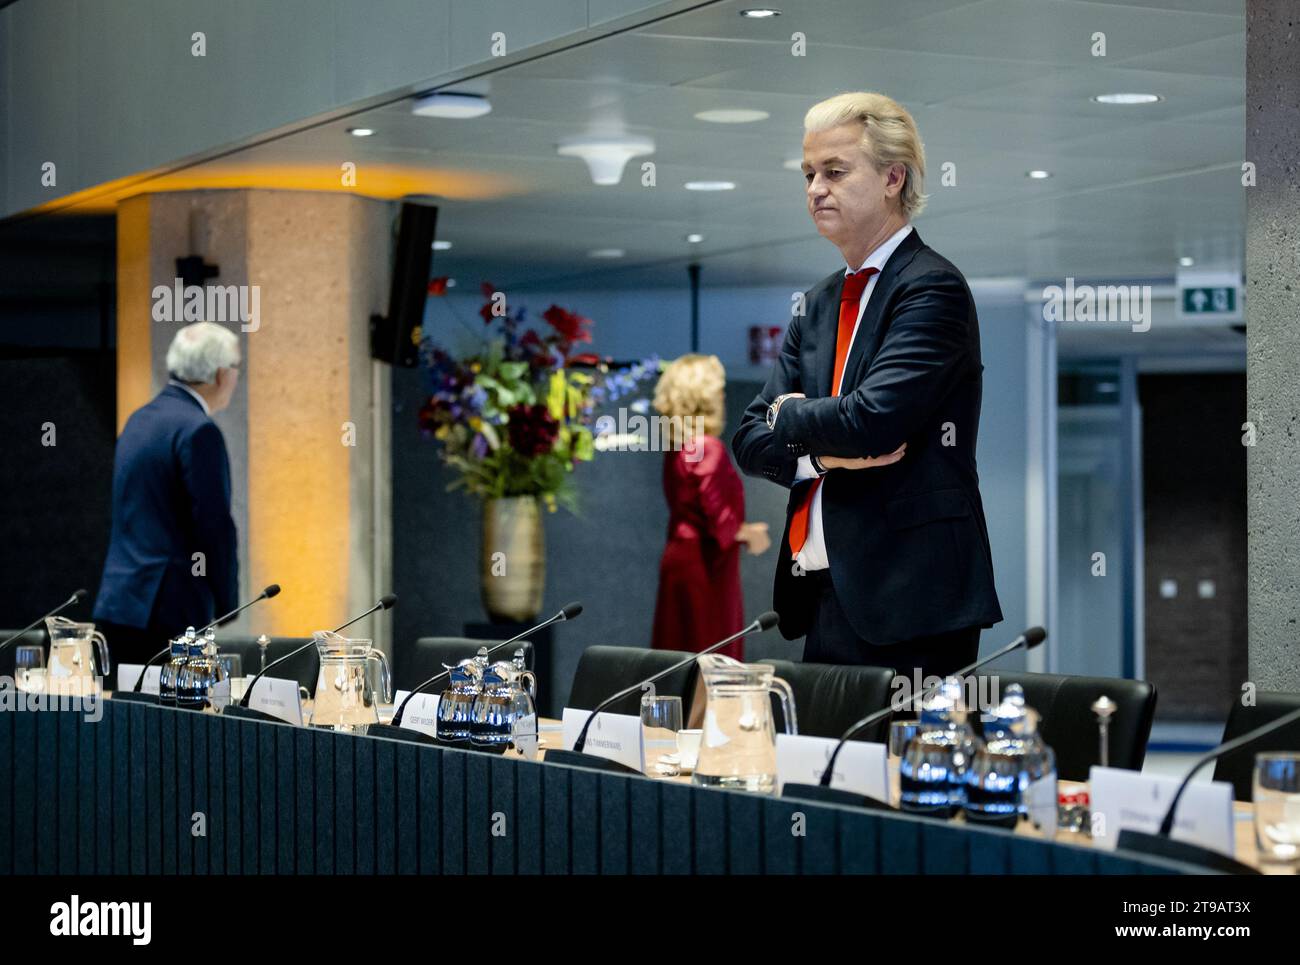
[166,322,240,384]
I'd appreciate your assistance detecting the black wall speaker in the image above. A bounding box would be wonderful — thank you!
[370,202,437,366]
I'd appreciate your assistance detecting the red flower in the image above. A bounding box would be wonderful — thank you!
[427,276,449,296]
[479,281,501,324]
[542,305,592,344]
[506,404,560,458]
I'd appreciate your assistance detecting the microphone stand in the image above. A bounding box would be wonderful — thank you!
[1113,708,1300,874]
[0,590,87,654]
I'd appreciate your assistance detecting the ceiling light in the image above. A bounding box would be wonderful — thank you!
[1092,93,1162,105]
[695,109,770,124]
[348,127,375,137]
[432,239,453,251]
[1179,256,1195,267]
[412,92,492,118]
[684,180,736,191]
[589,248,625,259]
[1026,170,1051,179]
[686,233,704,243]
[740,8,781,17]
[557,135,655,186]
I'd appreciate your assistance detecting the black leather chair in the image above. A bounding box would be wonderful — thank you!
[211,635,316,691]
[763,659,896,742]
[992,671,1157,781]
[567,645,700,717]
[398,636,535,692]
[1212,691,1300,801]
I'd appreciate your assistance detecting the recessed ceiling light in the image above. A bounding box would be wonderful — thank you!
[695,109,770,124]
[348,127,375,137]
[686,233,705,244]
[1092,93,1162,105]
[685,180,736,191]
[589,248,625,259]
[1026,170,1052,179]
[740,8,781,17]
[1179,256,1195,267]
[557,135,656,185]
[432,240,453,251]
[412,92,492,119]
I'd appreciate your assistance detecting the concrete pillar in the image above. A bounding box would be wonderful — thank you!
[1246,1,1300,690]
[114,189,393,652]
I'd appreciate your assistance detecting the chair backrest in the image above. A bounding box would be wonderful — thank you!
[399,637,535,692]
[991,671,1157,781]
[1212,691,1300,801]
[763,660,897,742]
[567,646,700,718]
[0,629,46,678]
[212,635,317,691]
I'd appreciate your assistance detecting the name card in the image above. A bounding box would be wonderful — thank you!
[391,690,439,738]
[1089,766,1235,856]
[776,734,890,802]
[116,665,161,695]
[245,676,304,726]
[561,708,644,773]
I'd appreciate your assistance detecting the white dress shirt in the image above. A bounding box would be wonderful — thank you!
[792,223,913,571]
[168,379,211,416]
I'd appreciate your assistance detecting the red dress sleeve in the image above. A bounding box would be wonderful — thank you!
[687,436,745,553]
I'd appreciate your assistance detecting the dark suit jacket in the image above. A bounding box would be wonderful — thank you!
[732,228,1002,646]
[93,384,239,635]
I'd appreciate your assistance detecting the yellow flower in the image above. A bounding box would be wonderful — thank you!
[435,426,450,440]
[469,417,483,431]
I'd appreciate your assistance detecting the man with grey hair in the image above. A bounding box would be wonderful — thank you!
[733,91,1002,678]
[94,322,241,666]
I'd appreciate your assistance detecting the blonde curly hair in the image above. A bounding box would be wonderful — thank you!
[652,354,726,444]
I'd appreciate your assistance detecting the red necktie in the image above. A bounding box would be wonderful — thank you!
[787,267,879,556]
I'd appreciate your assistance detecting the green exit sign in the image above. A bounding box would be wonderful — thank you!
[1182,286,1236,314]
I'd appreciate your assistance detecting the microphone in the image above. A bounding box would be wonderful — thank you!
[236,593,397,709]
[130,584,282,694]
[783,626,1047,805]
[545,610,780,775]
[1113,707,1300,874]
[0,589,88,654]
[386,601,580,729]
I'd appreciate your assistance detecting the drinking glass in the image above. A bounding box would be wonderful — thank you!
[1254,752,1300,864]
[15,644,45,692]
[641,695,683,775]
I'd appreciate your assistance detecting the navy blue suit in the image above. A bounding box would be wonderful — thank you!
[94,384,239,658]
[733,229,1002,670]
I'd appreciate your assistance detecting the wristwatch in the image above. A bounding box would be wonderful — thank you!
[810,454,828,475]
[766,393,797,430]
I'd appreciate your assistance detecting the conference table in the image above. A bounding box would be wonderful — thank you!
[0,694,1273,876]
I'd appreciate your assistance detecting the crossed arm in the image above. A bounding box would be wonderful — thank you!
[732,269,970,484]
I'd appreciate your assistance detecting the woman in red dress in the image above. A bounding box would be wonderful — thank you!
[650,355,770,661]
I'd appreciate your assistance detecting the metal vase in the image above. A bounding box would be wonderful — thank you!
[480,496,545,622]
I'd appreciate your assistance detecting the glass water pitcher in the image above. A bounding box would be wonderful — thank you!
[691,654,797,794]
[44,616,110,694]
[309,631,391,733]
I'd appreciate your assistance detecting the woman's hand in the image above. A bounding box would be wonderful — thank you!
[737,521,771,556]
[819,443,907,470]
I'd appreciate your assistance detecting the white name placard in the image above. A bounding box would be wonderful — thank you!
[116,664,161,695]
[391,689,439,737]
[776,734,890,802]
[245,676,304,726]
[561,708,644,773]
[1089,766,1235,856]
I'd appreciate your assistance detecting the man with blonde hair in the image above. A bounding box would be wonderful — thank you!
[94,322,242,665]
[733,92,1002,677]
